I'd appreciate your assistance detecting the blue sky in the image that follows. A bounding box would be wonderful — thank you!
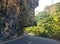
[35,0,60,14]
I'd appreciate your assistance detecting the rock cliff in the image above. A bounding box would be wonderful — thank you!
[0,0,39,41]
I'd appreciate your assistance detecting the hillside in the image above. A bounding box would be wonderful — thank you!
[25,2,60,40]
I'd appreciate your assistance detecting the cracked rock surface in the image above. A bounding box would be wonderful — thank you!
[0,0,39,41]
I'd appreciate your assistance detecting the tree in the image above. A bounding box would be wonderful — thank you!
[25,2,60,40]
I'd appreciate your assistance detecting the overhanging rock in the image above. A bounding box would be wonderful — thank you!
[0,0,39,41]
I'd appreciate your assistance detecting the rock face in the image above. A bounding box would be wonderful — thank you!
[0,0,39,41]
[44,2,60,14]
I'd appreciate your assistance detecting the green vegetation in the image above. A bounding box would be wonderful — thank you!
[25,2,60,40]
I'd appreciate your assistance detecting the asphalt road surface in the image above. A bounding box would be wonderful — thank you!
[0,34,60,44]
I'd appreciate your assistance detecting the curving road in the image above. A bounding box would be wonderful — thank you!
[0,34,60,44]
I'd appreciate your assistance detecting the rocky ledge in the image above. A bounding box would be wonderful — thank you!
[0,0,39,41]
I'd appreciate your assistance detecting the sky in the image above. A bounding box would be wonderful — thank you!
[35,0,60,14]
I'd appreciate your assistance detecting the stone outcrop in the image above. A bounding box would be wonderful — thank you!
[0,0,39,41]
[44,2,60,14]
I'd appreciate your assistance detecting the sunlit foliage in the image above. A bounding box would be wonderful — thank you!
[25,2,60,40]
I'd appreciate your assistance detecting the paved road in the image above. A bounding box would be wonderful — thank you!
[0,34,60,44]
